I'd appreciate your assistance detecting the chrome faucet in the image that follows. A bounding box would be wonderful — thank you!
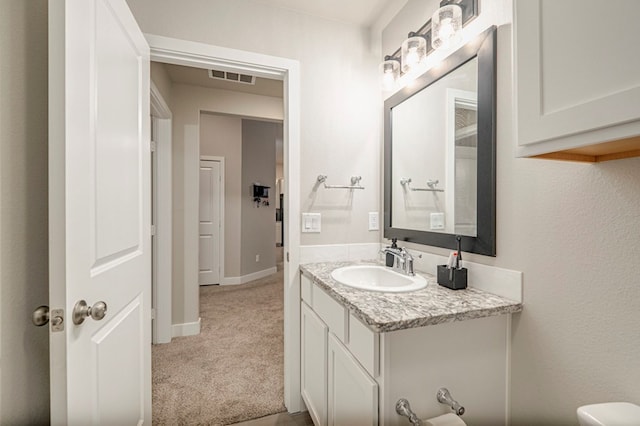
[380,246,415,276]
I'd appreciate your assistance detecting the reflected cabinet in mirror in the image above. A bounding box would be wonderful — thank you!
[384,27,496,256]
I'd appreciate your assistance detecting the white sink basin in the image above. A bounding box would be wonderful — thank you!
[331,265,427,293]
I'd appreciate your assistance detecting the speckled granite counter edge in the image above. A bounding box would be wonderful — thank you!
[300,261,522,333]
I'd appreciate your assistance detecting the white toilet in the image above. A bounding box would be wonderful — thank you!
[577,402,640,426]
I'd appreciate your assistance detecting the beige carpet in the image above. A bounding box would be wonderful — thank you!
[152,268,286,425]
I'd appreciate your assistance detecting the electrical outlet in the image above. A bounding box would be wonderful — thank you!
[255,254,260,262]
[430,212,445,230]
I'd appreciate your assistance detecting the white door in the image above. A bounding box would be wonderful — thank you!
[48,0,151,424]
[199,160,221,285]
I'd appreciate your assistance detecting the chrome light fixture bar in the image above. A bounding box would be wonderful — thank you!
[379,0,479,90]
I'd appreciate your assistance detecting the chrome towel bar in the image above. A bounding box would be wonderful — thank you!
[400,177,444,192]
[317,175,364,190]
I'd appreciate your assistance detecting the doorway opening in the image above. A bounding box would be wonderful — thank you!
[147,36,302,422]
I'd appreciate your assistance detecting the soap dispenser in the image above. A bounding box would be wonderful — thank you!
[386,238,398,267]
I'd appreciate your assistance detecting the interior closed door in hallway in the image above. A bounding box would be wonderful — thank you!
[199,160,221,284]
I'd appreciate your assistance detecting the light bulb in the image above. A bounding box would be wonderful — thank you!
[432,4,462,50]
[439,18,454,39]
[382,70,395,90]
[379,58,399,91]
[401,35,427,73]
[405,47,419,67]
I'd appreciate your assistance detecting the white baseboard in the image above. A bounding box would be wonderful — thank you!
[222,266,278,285]
[171,318,201,338]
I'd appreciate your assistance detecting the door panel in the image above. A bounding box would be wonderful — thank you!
[94,0,142,264]
[48,0,151,424]
[93,297,144,425]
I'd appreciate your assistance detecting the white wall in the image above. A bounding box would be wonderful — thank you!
[241,120,279,276]
[0,0,50,423]
[382,1,640,424]
[200,113,243,278]
[171,83,283,325]
[126,0,382,246]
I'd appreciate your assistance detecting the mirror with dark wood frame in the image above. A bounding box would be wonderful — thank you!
[384,26,496,256]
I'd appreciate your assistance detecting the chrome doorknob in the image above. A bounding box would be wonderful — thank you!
[32,305,50,326]
[72,300,108,325]
[32,305,64,331]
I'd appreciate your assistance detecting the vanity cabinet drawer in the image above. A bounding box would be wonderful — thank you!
[347,313,378,377]
[313,285,347,343]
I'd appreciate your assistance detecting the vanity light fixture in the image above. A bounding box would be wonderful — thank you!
[401,33,427,74]
[380,56,400,91]
[432,4,463,50]
[379,0,479,91]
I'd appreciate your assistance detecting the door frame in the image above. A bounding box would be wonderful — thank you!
[150,81,173,344]
[147,34,303,412]
[199,156,225,286]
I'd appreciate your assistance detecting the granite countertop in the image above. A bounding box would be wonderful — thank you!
[300,260,522,333]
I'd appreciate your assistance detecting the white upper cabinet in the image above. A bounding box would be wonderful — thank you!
[513,0,640,162]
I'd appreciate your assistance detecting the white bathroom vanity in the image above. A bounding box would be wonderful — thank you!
[300,261,522,426]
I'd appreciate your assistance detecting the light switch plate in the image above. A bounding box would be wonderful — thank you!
[368,212,379,231]
[302,213,321,233]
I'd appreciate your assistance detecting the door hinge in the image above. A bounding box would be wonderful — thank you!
[150,225,156,236]
[151,308,156,320]
[150,141,157,152]
[286,252,289,262]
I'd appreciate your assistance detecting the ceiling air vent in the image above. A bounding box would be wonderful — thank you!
[208,69,256,85]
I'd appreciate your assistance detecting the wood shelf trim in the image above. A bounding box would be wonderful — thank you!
[531,135,640,163]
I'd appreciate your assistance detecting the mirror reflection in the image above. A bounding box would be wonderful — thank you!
[391,58,478,236]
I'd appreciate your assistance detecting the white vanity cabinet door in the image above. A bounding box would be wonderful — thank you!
[301,302,328,426]
[514,0,640,160]
[327,334,378,426]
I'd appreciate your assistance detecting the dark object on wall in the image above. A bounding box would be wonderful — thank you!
[253,184,270,198]
[253,184,270,207]
[279,194,284,246]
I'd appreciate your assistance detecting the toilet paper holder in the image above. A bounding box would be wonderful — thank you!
[396,399,423,426]
[396,388,465,425]
[437,388,465,416]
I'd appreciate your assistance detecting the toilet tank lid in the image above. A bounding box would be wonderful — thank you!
[578,402,640,425]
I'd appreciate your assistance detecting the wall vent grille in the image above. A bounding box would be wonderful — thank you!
[208,69,256,85]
